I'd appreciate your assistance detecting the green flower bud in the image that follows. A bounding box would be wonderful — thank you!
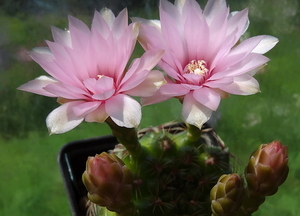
[82,152,134,214]
[210,174,245,216]
[245,140,289,196]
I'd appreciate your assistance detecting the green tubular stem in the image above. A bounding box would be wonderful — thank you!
[105,118,143,158]
[186,123,202,142]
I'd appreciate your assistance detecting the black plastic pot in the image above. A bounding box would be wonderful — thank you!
[58,135,118,216]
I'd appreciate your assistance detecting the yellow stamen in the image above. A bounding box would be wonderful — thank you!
[185,60,209,75]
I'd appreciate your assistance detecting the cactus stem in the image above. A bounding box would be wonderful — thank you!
[105,117,143,158]
[186,123,202,143]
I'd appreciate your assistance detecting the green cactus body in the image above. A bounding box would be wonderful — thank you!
[110,123,231,216]
[83,125,289,216]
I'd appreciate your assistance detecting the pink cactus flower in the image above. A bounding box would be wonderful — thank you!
[136,0,278,128]
[18,8,164,134]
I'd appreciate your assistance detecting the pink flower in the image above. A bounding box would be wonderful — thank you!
[136,0,278,128]
[18,8,164,134]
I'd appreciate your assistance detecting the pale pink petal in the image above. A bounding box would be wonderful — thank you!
[112,8,128,39]
[182,73,203,85]
[92,89,115,101]
[213,88,230,99]
[203,0,227,24]
[205,8,229,61]
[193,87,221,111]
[204,76,233,88]
[46,101,85,134]
[160,83,190,96]
[92,10,111,38]
[210,54,269,79]
[72,101,101,117]
[64,45,90,81]
[119,69,150,93]
[85,105,109,123]
[181,0,202,15]
[100,7,115,29]
[219,75,260,95]
[29,49,80,86]
[120,49,164,90]
[124,70,166,97]
[68,15,91,51]
[46,41,71,65]
[159,59,183,80]
[252,35,279,54]
[132,17,161,30]
[160,10,187,64]
[160,0,182,24]
[114,23,139,79]
[30,47,53,60]
[141,90,172,106]
[17,75,58,97]
[181,83,202,90]
[184,3,208,61]
[182,92,212,128]
[246,64,266,76]
[51,26,72,48]
[227,9,249,40]
[174,0,188,12]
[211,35,267,74]
[224,54,269,77]
[44,83,88,99]
[83,76,114,94]
[89,30,111,76]
[137,24,162,51]
[105,94,141,128]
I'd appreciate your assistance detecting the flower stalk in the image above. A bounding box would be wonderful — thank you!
[105,118,143,158]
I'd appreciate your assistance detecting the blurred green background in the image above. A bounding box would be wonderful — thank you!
[0,0,299,215]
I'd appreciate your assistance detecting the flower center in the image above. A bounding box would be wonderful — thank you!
[184,60,209,75]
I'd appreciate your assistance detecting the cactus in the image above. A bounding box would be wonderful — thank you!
[84,122,231,216]
[83,123,289,216]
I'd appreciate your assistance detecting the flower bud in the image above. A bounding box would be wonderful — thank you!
[82,152,134,213]
[245,140,289,196]
[210,174,245,216]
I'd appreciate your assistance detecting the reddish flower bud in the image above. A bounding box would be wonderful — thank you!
[245,140,289,196]
[82,152,134,213]
[210,174,245,216]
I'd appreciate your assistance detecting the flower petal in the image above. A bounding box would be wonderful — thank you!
[160,83,190,97]
[72,101,101,117]
[252,35,279,54]
[203,0,227,24]
[120,49,164,91]
[220,75,260,95]
[44,83,88,99]
[105,94,141,128]
[182,92,212,128]
[85,105,109,123]
[124,70,166,97]
[100,7,115,29]
[17,75,58,97]
[141,90,172,106]
[46,101,85,134]
[51,26,72,48]
[193,87,221,111]
[112,8,128,39]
